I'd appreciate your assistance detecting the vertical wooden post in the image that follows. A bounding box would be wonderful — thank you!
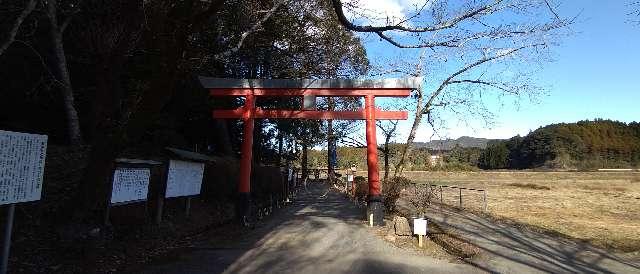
[155,161,169,225]
[104,163,115,226]
[238,94,255,223]
[483,190,487,212]
[1,204,16,274]
[459,188,463,208]
[185,197,192,217]
[418,235,424,248]
[440,186,443,205]
[365,94,383,226]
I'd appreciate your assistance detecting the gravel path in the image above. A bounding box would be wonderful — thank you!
[138,182,478,274]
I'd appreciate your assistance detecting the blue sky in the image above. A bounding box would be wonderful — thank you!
[355,1,640,142]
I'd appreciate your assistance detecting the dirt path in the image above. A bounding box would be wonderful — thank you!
[137,183,478,274]
[421,205,640,274]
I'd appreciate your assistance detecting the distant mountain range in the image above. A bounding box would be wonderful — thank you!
[413,136,500,150]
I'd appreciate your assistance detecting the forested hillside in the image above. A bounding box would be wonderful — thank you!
[414,136,497,150]
[479,119,640,170]
[311,120,640,172]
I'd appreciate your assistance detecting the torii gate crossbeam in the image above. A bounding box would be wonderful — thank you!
[201,77,421,226]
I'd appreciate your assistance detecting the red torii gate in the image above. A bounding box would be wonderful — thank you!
[200,77,420,226]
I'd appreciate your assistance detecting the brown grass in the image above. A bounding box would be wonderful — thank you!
[398,171,640,253]
[507,183,551,190]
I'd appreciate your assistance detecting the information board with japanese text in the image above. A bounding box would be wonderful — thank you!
[0,130,48,205]
[165,160,204,198]
[110,168,150,204]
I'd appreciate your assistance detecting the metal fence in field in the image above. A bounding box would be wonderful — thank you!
[410,183,488,212]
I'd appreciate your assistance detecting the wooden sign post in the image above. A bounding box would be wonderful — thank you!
[104,159,161,226]
[0,130,48,274]
[165,159,205,218]
[413,218,428,248]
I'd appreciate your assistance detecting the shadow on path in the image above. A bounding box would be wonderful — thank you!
[420,204,640,274]
[135,182,478,274]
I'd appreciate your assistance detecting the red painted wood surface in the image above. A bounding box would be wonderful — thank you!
[364,95,381,196]
[209,88,411,97]
[238,95,255,194]
[212,109,407,120]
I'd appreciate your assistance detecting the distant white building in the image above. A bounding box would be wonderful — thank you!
[429,155,443,166]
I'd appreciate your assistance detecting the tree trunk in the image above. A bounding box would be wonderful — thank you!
[395,109,424,177]
[301,139,308,181]
[46,0,82,145]
[277,129,284,165]
[327,98,335,182]
[212,119,233,155]
[253,119,263,162]
[383,136,390,183]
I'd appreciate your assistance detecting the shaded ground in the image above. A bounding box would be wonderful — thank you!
[402,201,640,273]
[398,171,640,251]
[136,182,477,274]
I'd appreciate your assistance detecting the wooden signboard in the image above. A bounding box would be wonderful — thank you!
[0,130,47,205]
[110,168,150,204]
[165,160,204,198]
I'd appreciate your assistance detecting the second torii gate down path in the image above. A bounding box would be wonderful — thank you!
[200,77,421,226]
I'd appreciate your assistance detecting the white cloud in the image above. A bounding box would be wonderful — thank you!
[342,0,430,27]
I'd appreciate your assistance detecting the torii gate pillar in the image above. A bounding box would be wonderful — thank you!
[365,94,383,225]
[202,77,421,226]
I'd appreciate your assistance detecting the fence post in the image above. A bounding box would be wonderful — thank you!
[459,188,462,208]
[1,204,16,274]
[185,197,192,217]
[440,186,443,205]
[483,190,487,212]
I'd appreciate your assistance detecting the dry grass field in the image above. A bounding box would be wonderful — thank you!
[396,171,640,253]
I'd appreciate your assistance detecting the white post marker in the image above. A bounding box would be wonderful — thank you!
[413,218,428,248]
[0,130,48,274]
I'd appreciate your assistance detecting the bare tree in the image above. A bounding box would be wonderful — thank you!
[378,119,399,183]
[330,0,574,176]
[44,0,83,145]
[0,0,37,56]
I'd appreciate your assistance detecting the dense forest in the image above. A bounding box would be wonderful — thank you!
[479,119,640,170]
[1,1,370,272]
[311,120,640,172]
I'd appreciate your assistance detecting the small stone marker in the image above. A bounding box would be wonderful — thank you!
[393,216,412,236]
[413,218,428,248]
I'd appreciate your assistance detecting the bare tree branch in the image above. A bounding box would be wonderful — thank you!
[0,0,37,57]
[333,0,573,49]
[422,44,543,115]
[214,0,286,60]
[331,0,504,33]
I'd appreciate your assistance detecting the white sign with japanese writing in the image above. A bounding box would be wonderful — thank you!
[0,130,48,205]
[165,160,204,198]
[110,168,150,204]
